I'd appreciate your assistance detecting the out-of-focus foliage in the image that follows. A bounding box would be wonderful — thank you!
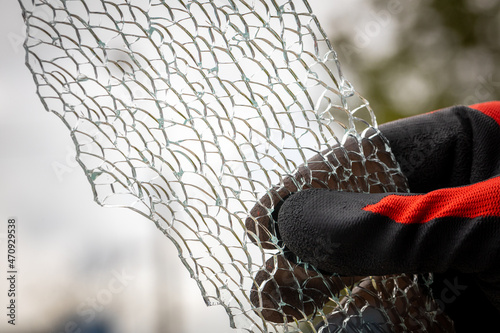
[329,0,500,122]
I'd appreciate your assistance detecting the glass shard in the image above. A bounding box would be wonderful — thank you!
[19,0,451,331]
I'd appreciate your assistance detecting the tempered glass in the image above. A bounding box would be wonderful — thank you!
[19,0,452,331]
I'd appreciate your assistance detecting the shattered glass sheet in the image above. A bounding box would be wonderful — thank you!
[19,0,453,331]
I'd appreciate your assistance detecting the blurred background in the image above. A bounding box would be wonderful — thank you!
[0,0,498,332]
[323,0,500,122]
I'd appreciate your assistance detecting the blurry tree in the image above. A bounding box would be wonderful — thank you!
[329,0,500,123]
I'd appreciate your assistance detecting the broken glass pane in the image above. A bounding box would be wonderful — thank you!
[19,0,453,331]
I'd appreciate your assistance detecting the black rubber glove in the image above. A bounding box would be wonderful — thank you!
[277,102,500,327]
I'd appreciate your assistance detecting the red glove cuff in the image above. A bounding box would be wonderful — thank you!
[470,101,500,127]
[364,176,500,224]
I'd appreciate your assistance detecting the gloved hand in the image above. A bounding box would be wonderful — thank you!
[279,101,500,277]
[247,101,500,330]
[245,120,422,327]
[245,111,412,325]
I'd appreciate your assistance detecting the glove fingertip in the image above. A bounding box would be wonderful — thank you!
[277,189,330,268]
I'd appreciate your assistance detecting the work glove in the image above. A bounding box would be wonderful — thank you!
[247,101,500,331]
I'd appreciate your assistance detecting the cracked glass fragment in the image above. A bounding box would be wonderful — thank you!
[19,0,453,332]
